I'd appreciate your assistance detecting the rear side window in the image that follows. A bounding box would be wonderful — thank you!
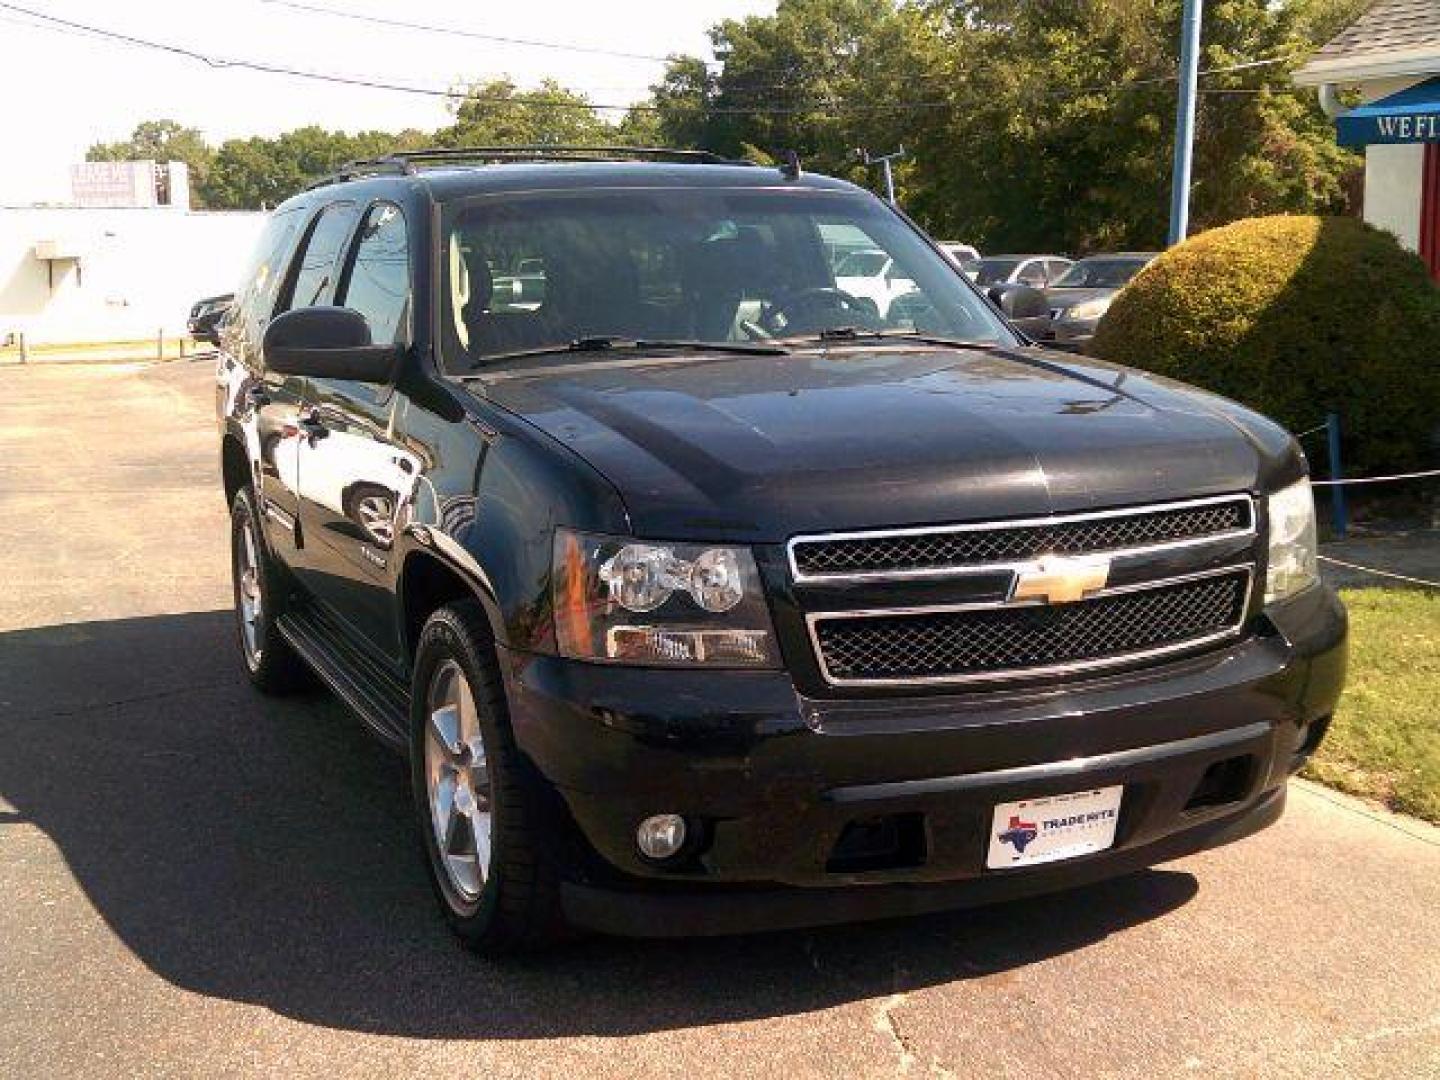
[279,202,359,312]
[338,202,410,345]
[1016,260,1047,287]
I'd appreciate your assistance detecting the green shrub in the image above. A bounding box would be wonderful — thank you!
[1092,215,1440,474]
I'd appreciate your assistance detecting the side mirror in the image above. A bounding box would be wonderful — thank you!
[988,284,1052,341]
[262,306,400,383]
[989,284,1049,320]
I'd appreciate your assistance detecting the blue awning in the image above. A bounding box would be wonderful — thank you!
[1337,77,1440,146]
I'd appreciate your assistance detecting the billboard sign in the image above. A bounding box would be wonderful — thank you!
[70,161,158,207]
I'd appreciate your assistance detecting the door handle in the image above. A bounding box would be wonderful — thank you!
[297,410,329,441]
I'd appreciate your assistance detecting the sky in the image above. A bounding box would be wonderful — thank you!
[0,0,775,204]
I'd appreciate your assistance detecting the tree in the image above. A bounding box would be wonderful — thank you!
[634,57,716,150]
[903,0,1364,251]
[87,119,215,207]
[437,78,615,147]
[199,126,429,210]
[644,0,939,185]
[639,0,1362,252]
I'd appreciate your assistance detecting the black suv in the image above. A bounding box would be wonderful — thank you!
[217,147,1347,953]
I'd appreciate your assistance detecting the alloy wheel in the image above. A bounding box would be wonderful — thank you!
[236,518,263,666]
[424,659,493,902]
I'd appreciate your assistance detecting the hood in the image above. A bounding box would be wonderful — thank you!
[472,345,1283,542]
[1044,286,1118,310]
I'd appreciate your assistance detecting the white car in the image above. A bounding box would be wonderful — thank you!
[937,242,981,274]
[833,248,917,318]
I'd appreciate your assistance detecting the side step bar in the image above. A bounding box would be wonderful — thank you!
[278,604,411,752]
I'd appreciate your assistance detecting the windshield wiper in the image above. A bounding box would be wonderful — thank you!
[474,335,789,366]
[780,327,1009,350]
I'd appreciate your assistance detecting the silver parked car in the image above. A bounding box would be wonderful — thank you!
[970,254,1073,288]
[1041,252,1159,350]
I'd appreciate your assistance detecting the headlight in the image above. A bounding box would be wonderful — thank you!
[1066,297,1111,321]
[552,529,779,667]
[1265,478,1318,603]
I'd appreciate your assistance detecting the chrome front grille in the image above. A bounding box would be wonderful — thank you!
[809,568,1251,686]
[788,495,1253,581]
[791,494,1258,687]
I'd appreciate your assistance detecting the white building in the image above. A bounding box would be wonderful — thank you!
[1295,0,1440,272]
[1,160,264,346]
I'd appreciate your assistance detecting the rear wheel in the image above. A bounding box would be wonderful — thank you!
[410,601,567,953]
[230,486,310,693]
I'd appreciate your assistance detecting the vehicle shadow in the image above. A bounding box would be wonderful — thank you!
[0,611,1199,1039]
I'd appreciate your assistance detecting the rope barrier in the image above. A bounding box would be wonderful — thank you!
[1311,468,1440,487]
[1317,554,1440,590]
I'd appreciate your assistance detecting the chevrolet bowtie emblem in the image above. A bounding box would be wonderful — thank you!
[1012,555,1111,604]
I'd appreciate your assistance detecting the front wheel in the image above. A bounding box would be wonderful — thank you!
[410,601,567,953]
[230,486,310,694]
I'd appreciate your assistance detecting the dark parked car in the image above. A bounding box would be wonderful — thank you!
[188,292,234,346]
[1041,252,1159,350]
[217,148,1346,953]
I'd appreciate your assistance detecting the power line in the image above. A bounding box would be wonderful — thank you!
[0,2,567,106]
[264,1,1297,95]
[0,9,460,94]
[0,9,680,99]
[0,2,1306,118]
[258,0,685,64]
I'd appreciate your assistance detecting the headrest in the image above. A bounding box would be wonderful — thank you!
[461,247,493,314]
[681,235,763,297]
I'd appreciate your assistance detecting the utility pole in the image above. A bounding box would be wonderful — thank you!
[1168,0,1203,245]
[858,146,905,205]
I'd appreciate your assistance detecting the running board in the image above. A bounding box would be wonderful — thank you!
[278,604,411,752]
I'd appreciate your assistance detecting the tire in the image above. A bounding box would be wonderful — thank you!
[230,486,311,694]
[410,601,567,954]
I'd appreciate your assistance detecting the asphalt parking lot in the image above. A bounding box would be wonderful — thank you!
[1,359,1438,1079]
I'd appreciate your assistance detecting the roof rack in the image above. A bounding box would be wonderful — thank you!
[304,157,412,189]
[306,145,754,189]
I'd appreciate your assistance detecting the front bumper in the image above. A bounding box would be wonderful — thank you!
[1043,314,1101,351]
[500,584,1346,936]
[562,785,1286,937]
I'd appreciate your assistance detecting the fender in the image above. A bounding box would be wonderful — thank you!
[394,383,631,657]
[393,524,506,654]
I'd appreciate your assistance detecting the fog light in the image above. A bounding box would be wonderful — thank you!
[636,814,687,860]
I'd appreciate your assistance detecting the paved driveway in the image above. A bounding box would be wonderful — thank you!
[1,361,1437,1079]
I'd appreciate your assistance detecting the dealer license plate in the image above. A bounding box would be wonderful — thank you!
[986,785,1124,869]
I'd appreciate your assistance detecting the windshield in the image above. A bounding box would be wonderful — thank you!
[835,250,887,277]
[973,257,1023,285]
[1053,257,1152,288]
[440,188,1013,371]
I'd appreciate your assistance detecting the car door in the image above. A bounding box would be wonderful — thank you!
[261,199,361,578]
[1045,258,1074,285]
[223,207,307,562]
[295,200,417,661]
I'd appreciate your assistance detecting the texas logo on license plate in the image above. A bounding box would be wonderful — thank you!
[986,786,1124,869]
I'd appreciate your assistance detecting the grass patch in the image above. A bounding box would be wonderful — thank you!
[1303,587,1440,823]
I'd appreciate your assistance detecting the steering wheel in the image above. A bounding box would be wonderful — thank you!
[759,286,878,336]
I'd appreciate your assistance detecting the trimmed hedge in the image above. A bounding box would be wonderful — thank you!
[1092,215,1440,474]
